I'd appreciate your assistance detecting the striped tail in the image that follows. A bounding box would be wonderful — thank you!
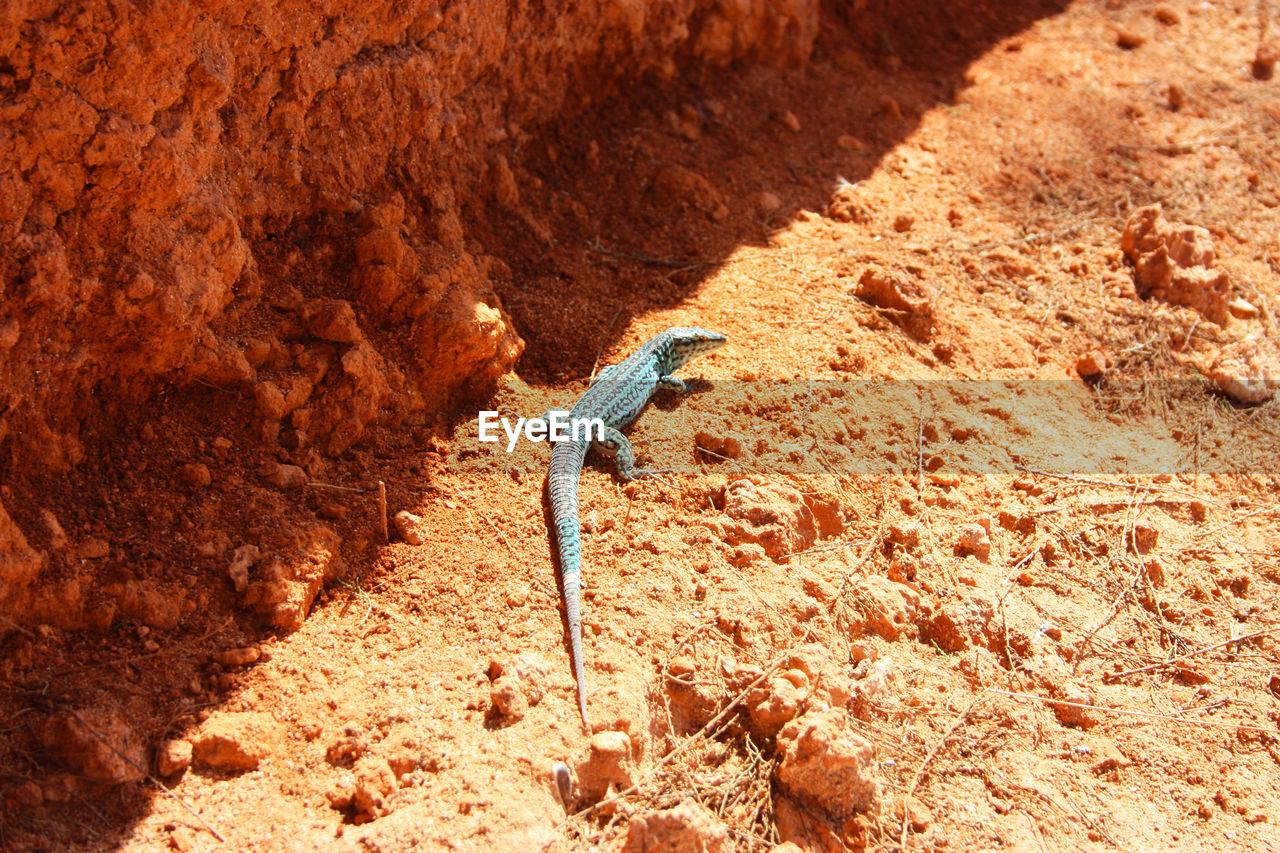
[549,440,590,728]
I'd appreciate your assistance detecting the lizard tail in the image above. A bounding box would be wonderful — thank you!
[560,553,589,729]
[550,441,590,730]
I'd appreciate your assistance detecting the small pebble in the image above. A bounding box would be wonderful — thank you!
[40,509,68,550]
[1116,29,1146,49]
[1253,42,1277,81]
[490,675,528,721]
[79,538,110,559]
[156,739,193,775]
[957,523,990,556]
[393,511,427,546]
[1131,518,1159,553]
[1076,351,1108,378]
[179,463,212,489]
[777,109,801,132]
[1228,297,1258,319]
[259,462,307,489]
[317,501,347,520]
[757,191,783,213]
[668,656,696,677]
[214,646,261,667]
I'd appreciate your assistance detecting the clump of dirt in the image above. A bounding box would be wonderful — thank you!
[1122,202,1234,324]
[4,0,1280,851]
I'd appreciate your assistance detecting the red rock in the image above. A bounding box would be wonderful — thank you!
[776,709,879,817]
[1076,351,1108,378]
[0,500,44,614]
[489,674,528,721]
[746,676,806,737]
[651,165,725,220]
[1131,518,1159,554]
[893,794,933,831]
[855,267,937,333]
[575,731,636,803]
[1252,42,1277,80]
[720,479,835,560]
[1121,204,1232,324]
[156,739,193,776]
[623,799,728,853]
[38,709,147,785]
[303,298,362,344]
[957,522,991,558]
[849,576,926,640]
[193,711,281,771]
[214,645,261,667]
[1115,29,1146,49]
[393,511,427,546]
[241,523,341,630]
[178,463,212,488]
[259,462,308,489]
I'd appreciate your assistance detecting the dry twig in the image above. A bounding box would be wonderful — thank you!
[378,480,388,544]
[986,688,1274,734]
[1105,626,1280,681]
[899,696,982,848]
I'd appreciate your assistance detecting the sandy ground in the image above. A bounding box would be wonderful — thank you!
[3,0,1280,850]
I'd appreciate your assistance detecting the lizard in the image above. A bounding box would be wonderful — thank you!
[547,326,726,729]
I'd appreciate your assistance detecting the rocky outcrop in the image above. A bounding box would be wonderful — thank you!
[0,0,819,467]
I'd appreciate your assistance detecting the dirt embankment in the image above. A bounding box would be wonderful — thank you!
[0,0,819,624]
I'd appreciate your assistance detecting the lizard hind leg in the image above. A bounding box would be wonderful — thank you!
[597,427,675,485]
[595,427,642,478]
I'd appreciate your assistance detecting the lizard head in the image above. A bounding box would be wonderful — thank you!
[661,327,727,372]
